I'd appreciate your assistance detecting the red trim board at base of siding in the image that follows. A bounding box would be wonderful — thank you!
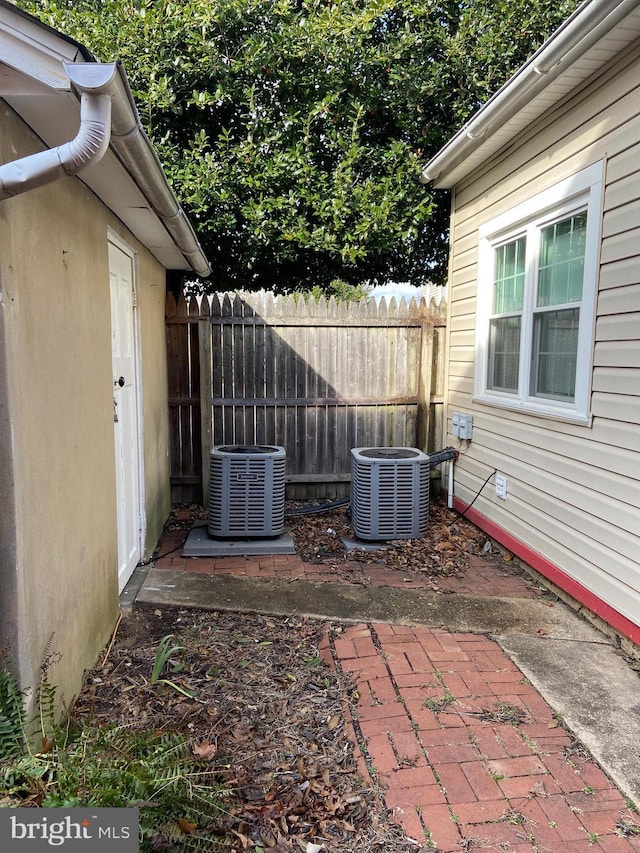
[452,498,640,647]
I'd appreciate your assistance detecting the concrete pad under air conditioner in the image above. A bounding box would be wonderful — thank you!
[341,536,391,553]
[182,524,296,557]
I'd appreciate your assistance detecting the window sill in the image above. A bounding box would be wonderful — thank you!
[472,394,593,427]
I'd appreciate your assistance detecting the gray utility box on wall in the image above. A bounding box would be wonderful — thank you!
[208,445,286,538]
[350,447,430,541]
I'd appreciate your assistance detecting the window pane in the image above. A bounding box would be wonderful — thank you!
[537,212,587,307]
[532,308,580,400]
[493,237,525,314]
[488,316,521,392]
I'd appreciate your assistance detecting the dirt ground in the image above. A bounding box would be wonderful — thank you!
[71,498,522,852]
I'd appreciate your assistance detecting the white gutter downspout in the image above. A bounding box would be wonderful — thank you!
[0,63,116,200]
[0,59,211,277]
[421,0,639,185]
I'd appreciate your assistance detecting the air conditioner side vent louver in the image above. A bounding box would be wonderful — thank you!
[208,445,286,538]
[350,447,429,540]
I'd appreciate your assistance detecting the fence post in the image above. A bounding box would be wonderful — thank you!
[199,297,212,507]
[417,308,434,453]
[431,303,447,453]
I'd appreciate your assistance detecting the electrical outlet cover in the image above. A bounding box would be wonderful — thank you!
[495,474,508,499]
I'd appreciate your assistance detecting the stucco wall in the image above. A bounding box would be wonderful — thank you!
[136,239,172,557]
[0,104,170,713]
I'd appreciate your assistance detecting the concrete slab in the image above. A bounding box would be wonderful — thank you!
[498,633,640,806]
[341,535,390,552]
[138,568,603,640]
[119,563,150,610]
[181,525,296,556]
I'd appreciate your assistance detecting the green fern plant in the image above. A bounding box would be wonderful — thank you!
[0,668,26,760]
[0,658,62,805]
[2,718,227,849]
[36,670,58,746]
[43,726,227,850]
[0,651,228,850]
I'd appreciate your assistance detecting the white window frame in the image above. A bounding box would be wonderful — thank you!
[474,162,604,423]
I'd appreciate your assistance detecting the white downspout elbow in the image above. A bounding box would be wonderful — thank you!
[0,63,117,201]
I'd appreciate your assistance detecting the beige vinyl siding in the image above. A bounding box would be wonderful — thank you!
[444,40,640,631]
[592,366,640,395]
[599,257,640,290]
[598,283,640,312]
[596,314,640,341]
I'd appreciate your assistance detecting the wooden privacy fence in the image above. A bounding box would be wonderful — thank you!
[166,289,446,503]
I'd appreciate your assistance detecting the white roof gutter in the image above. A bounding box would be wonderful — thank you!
[421,0,638,186]
[0,62,115,200]
[106,64,211,278]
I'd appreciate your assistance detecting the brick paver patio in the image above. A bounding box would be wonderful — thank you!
[155,524,541,598]
[324,623,640,852]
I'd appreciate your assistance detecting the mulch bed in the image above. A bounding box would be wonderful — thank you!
[286,498,505,576]
[74,609,417,852]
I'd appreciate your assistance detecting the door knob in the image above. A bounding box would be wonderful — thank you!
[115,376,125,387]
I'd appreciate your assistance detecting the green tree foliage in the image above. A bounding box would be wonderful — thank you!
[14,0,580,290]
[445,0,583,122]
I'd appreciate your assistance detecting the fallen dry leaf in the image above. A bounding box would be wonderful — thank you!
[530,781,548,797]
[39,736,54,754]
[192,739,217,759]
[327,714,341,730]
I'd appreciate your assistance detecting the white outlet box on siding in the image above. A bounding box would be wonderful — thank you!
[495,474,508,499]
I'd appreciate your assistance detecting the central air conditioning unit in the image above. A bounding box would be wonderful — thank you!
[350,447,429,540]
[208,445,286,538]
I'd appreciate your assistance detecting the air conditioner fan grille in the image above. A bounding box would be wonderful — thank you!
[350,447,429,540]
[208,445,286,538]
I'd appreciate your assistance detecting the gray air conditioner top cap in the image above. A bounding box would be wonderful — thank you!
[358,448,420,460]
[218,445,282,454]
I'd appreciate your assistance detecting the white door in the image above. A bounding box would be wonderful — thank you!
[109,237,142,592]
